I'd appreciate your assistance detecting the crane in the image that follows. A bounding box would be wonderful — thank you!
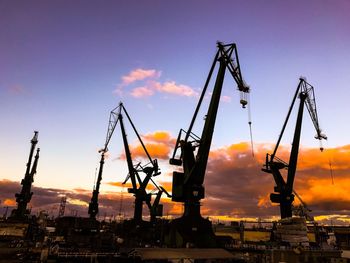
[168,42,250,247]
[118,103,169,223]
[89,102,167,222]
[88,105,120,219]
[262,78,327,219]
[11,131,40,219]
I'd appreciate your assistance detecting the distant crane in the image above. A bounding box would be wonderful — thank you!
[11,131,40,219]
[88,104,120,219]
[169,42,250,247]
[58,195,67,218]
[262,78,327,219]
[88,102,169,223]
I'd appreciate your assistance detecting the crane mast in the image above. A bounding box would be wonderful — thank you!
[168,42,249,247]
[11,131,40,219]
[262,78,326,219]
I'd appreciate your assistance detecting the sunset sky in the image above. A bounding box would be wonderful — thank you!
[1,0,350,224]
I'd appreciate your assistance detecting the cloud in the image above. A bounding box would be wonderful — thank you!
[0,179,176,220]
[151,81,199,97]
[114,67,198,98]
[130,86,154,98]
[143,131,174,144]
[129,80,199,98]
[7,84,25,95]
[221,95,232,103]
[201,143,350,221]
[121,69,161,85]
[205,92,232,103]
[130,143,171,160]
[1,143,350,223]
[118,131,176,161]
[3,198,16,206]
[114,68,161,96]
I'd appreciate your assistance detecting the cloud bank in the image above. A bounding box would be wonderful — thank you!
[115,68,198,98]
[1,143,349,224]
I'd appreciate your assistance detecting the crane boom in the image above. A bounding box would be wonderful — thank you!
[119,107,140,191]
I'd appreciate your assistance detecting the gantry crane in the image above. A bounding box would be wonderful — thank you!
[262,78,327,219]
[11,131,40,219]
[168,42,250,247]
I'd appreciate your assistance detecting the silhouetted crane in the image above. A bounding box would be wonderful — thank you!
[118,103,169,223]
[89,102,168,222]
[88,106,119,219]
[11,131,40,219]
[168,42,250,247]
[262,78,327,219]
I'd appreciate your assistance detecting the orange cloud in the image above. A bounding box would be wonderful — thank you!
[3,142,350,223]
[201,142,350,221]
[3,198,16,206]
[152,81,198,97]
[257,194,272,208]
[130,143,170,160]
[111,140,350,221]
[122,68,161,85]
[167,203,183,215]
[118,131,175,161]
[157,181,172,193]
[143,131,175,144]
[294,177,350,210]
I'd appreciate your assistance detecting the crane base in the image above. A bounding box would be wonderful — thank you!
[164,209,217,248]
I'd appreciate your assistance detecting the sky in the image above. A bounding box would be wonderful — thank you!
[1,0,350,224]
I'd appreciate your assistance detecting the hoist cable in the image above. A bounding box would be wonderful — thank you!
[247,93,254,157]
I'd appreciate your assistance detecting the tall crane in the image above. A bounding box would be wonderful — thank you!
[88,107,119,219]
[118,103,168,223]
[11,131,40,219]
[168,42,250,247]
[89,102,167,222]
[262,78,327,219]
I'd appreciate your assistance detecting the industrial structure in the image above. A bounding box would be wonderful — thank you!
[89,102,169,223]
[168,42,250,247]
[262,78,327,219]
[1,43,348,262]
[11,131,40,220]
[117,102,169,223]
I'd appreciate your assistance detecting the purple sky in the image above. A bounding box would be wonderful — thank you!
[1,0,350,220]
